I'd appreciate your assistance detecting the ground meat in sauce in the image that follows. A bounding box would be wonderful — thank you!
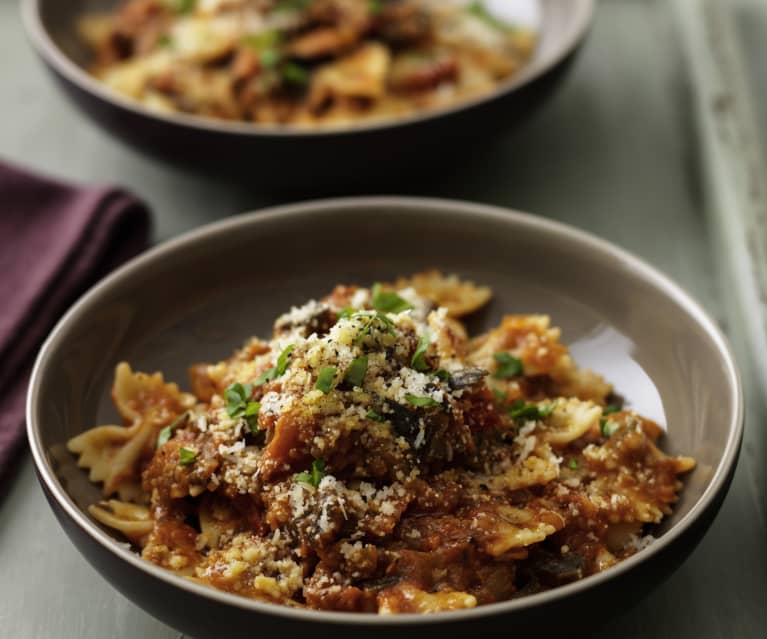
[71,275,695,614]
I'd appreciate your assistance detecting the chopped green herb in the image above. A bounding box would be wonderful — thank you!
[167,0,197,15]
[411,330,431,372]
[224,382,261,432]
[366,409,385,422]
[295,459,326,487]
[276,344,295,375]
[368,0,383,14]
[282,62,310,85]
[603,404,621,415]
[600,418,621,437]
[315,366,337,394]
[508,399,555,421]
[260,48,281,68]
[467,1,513,32]
[255,344,295,386]
[338,307,355,320]
[434,369,451,382]
[344,357,368,388]
[178,447,197,466]
[492,351,524,379]
[242,29,281,50]
[370,283,414,314]
[492,389,507,402]
[157,34,174,49]
[353,311,396,344]
[567,458,579,470]
[405,394,441,408]
[274,0,314,12]
[156,412,188,449]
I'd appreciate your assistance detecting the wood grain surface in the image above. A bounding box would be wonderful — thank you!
[1,1,765,637]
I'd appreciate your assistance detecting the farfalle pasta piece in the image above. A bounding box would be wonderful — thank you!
[392,270,492,317]
[88,500,153,545]
[468,315,612,403]
[67,362,195,495]
[540,398,602,446]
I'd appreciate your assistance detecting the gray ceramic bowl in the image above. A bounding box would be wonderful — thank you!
[27,198,742,638]
[22,0,593,190]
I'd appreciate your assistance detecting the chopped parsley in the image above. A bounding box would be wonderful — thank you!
[353,311,396,344]
[434,369,451,382]
[467,1,514,32]
[255,344,295,386]
[344,356,368,388]
[492,388,507,402]
[178,447,197,466]
[405,394,441,408]
[337,306,355,320]
[603,404,621,415]
[157,34,174,49]
[600,418,621,437]
[370,283,414,314]
[156,412,188,449]
[295,459,326,487]
[567,458,579,470]
[274,0,314,12]
[282,62,310,86]
[167,0,197,14]
[411,330,431,372]
[492,351,524,379]
[368,0,383,14]
[508,399,556,421]
[224,382,261,433]
[315,366,337,394]
[366,409,385,422]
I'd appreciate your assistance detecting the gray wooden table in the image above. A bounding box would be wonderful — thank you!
[2,1,766,637]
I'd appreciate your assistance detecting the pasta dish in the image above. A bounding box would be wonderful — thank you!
[68,272,694,614]
[78,0,536,127]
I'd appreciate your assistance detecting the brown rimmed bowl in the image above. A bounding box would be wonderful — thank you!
[27,197,743,637]
[21,0,594,190]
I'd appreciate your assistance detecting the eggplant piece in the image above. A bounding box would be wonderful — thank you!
[448,368,488,390]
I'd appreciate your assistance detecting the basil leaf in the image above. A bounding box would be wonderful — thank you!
[405,394,441,408]
[411,330,431,372]
[178,447,197,466]
[315,366,337,394]
[157,412,189,449]
[370,283,414,314]
[492,352,524,379]
[434,369,450,382]
[344,357,368,388]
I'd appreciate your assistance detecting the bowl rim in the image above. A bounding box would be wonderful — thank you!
[27,196,744,626]
[20,0,594,138]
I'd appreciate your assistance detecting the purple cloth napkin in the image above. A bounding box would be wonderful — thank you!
[0,162,150,477]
